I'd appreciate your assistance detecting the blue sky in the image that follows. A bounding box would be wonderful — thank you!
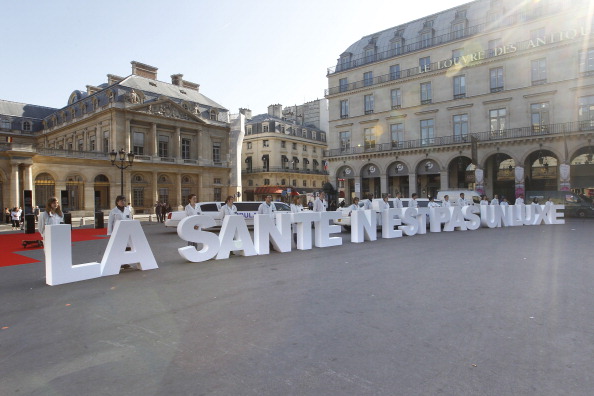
[1,0,469,115]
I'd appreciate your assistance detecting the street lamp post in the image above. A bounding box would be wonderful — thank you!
[109,148,135,197]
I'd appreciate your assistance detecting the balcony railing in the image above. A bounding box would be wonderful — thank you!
[244,167,329,175]
[323,120,593,157]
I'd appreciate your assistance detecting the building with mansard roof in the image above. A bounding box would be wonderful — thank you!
[240,103,329,202]
[0,61,238,215]
[324,0,594,203]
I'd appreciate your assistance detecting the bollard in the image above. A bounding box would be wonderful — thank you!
[149,215,153,222]
[80,218,85,227]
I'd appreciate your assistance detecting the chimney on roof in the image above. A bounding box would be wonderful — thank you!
[268,104,282,118]
[239,108,252,120]
[171,74,200,91]
[131,61,158,80]
[107,74,125,85]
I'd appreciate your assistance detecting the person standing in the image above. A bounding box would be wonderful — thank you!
[457,193,468,207]
[185,194,202,249]
[107,195,132,236]
[428,196,440,208]
[409,193,419,208]
[480,195,489,206]
[10,207,21,230]
[155,201,162,223]
[258,195,276,218]
[348,197,360,216]
[442,195,452,207]
[379,194,390,210]
[515,194,525,206]
[393,192,403,209]
[4,207,10,224]
[290,196,303,243]
[545,197,554,206]
[313,192,327,212]
[501,197,510,206]
[491,195,500,205]
[38,197,63,239]
[220,195,238,218]
[33,206,40,222]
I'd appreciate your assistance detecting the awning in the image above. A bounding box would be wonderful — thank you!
[303,158,310,164]
[292,156,299,163]
[313,159,319,165]
[254,186,284,194]
[244,156,252,163]
[281,155,288,162]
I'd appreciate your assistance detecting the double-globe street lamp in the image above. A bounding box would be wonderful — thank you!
[109,148,135,196]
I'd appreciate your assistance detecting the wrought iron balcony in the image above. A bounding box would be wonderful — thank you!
[323,120,593,158]
[244,167,329,175]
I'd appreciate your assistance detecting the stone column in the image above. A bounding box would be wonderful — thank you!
[152,172,159,204]
[96,125,103,152]
[380,173,388,196]
[196,129,203,164]
[408,173,417,197]
[125,119,131,153]
[514,166,525,199]
[439,169,449,191]
[10,162,20,207]
[152,123,158,157]
[175,127,181,160]
[175,173,182,210]
[84,184,95,213]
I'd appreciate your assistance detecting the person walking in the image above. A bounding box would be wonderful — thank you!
[155,201,163,223]
[313,192,327,212]
[38,197,63,239]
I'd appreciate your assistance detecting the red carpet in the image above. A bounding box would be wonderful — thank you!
[0,228,109,268]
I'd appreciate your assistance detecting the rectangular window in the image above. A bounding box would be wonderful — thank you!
[133,132,144,155]
[453,114,469,141]
[247,142,252,149]
[488,38,503,57]
[340,99,349,118]
[339,131,351,152]
[531,103,549,133]
[390,123,404,148]
[158,135,169,157]
[263,125,269,132]
[579,96,594,129]
[452,22,465,39]
[420,31,432,48]
[453,75,466,99]
[103,131,109,153]
[313,146,316,153]
[364,71,373,86]
[420,119,434,146]
[452,48,463,62]
[420,82,432,104]
[246,126,252,135]
[181,138,191,159]
[579,49,594,74]
[391,89,402,109]
[280,141,285,148]
[292,179,297,187]
[390,64,401,80]
[489,108,507,135]
[419,56,431,72]
[364,94,374,114]
[214,178,221,184]
[364,127,376,150]
[263,140,269,147]
[292,142,297,150]
[89,136,96,151]
[264,179,270,185]
[339,78,348,92]
[490,67,504,92]
[133,188,144,208]
[214,188,222,201]
[303,180,307,187]
[158,188,169,205]
[213,142,221,163]
[78,139,84,151]
[531,59,547,85]
[303,145,307,151]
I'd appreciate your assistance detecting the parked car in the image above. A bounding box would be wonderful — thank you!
[526,191,594,218]
[164,201,292,228]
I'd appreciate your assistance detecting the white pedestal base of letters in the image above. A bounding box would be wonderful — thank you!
[101,220,158,276]
[45,224,102,286]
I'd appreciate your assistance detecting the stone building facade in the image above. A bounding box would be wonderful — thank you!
[0,61,235,215]
[325,0,594,202]
[241,104,329,201]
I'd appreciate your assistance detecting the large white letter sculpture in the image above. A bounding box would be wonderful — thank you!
[351,209,377,243]
[46,221,158,286]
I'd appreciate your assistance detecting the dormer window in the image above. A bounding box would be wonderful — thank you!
[1,118,10,129]
[339,52,352,71]
[22,121,31,131]
[209,109,217,120]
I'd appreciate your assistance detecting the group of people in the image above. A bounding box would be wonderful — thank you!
[154,201,172,223]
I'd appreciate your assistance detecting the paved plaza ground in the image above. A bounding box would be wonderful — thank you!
[0,218,593,395]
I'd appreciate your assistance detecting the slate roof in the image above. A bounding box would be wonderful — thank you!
[0,100,58,119]
[247,113,324,132]
[119,75,228,111]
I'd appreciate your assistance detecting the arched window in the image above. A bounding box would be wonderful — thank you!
[35,173,56,207]
[66,175,84,211]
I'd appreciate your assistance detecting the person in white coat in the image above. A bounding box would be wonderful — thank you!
[258,195,276,218]
[290,195,303,243]
[313,192,327,212]
[545,197,554,206]
[480,195,489,206]
[184,194,202,249]
[491,194,500,205]
[348,197,360,216]
[515,194,525,206]
[220,195,238,218]
[442,195,452,207]
[428,196,440,208]
[38,197,64,239]
[409,193,419,208]
[457,193,469,207]
[379,195,390,210]
[107,195,132,236]
[393,192,403,209]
